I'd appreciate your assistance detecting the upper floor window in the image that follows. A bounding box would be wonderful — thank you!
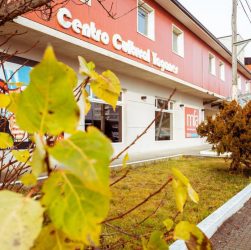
[246,81,251,93]
[209,53,216,75]
[237,75,242,92]
[80,0,91,6]
[219,61,225,81]
[172,25,184,57]
[137,0,155,40]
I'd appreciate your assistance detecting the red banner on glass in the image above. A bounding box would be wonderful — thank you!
[185,107,199,138]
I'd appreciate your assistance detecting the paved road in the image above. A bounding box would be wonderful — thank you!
[211,199,251,250]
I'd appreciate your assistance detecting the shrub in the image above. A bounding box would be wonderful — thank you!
[197,100,251,170]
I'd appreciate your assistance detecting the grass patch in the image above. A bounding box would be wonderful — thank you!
[103,157,251,249]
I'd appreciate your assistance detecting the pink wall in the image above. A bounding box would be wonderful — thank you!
[24,0,249,98]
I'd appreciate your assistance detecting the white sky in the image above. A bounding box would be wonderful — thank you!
[178,0,251,57]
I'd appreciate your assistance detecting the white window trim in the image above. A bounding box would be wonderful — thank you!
[237,75,242,91]
[137,0,155,41]
[155,98,174,141]
[80,0,91,6]
[209,52,216,76]
[86,89,124,144]
[219,61,225,81]
[172,24,184,58]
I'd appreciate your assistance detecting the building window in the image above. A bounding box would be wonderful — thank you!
[246,81,251,93]
[80,0,91,6]
[85,89,123,143]
[219,61,225,81]
[155,98,173,141]
[237,75,242,92]
[209,53,216,75]
[172,25,184,57]
[137,0,155,40]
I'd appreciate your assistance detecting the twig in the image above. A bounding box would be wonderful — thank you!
[102,176,173,223]
[111,88,176,162]
[110,169,130,187]
[137,191,167,225]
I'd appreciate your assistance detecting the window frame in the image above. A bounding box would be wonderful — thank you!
[85,87,124,144]
[209,53,216,76]
[155,98,174,141]
[219,61,225,81]
[237,75,242,92]
[137,0,155,40]
[172,24,184,58]
[80,0,91,6]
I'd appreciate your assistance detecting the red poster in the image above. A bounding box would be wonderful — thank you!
[185,107,199,138]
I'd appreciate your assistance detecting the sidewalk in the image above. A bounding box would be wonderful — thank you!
[211,199,251,250]
[111,144,211,166]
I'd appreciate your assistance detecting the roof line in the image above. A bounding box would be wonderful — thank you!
[170,0,251,77]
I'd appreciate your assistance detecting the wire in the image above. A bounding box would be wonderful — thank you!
[239,0,251,24]
[244,0,251,13]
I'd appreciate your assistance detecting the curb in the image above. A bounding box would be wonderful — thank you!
[111,154,183,169]
[169,183,251,250]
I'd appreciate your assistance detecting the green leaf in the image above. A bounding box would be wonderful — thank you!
[0,94,10,108]
[41,171,110,246]
[0,132,13,149]
[91,70,121,110]
[0,191,44,250]
[49,126,113,194]
[142,231,168,250]
[172,179,187,213]
[12,150,30,163]
[172,168,189,186]
[174,221,212,250]
[32,224,85,250]
[163,218,174,231]
[187,184,199,203]
[83,89,91,115]
[16,46,79,135]
[122,153,129,168]
[20,173,37,186]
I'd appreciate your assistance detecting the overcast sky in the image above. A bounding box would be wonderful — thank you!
[178,0,251,57]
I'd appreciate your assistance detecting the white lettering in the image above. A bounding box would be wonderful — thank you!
[112,34,122,50]
[56,8,178,74]
[72,19,82,34]
[57,7,72,29]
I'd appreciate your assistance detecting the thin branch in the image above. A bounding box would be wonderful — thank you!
[110,169,130,187]
[111,88,176,162]
[102,176,173,223]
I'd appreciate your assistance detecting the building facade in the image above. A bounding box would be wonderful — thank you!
[1,0,251,156]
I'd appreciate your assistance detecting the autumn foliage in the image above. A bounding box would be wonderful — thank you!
[197,100,251,170]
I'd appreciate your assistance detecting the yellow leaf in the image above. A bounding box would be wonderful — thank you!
[0,94,10,108]
[187,184,199,203]
[91,70,121,110]
[163,218,174,231]
[0,132,13,149]
[78,56,96,78]
[122,153,129,168]
[20,173,37,186]
[12,150,30,163]
[172,168,189,186]
[83,89,91,114]
[172,179,187,213]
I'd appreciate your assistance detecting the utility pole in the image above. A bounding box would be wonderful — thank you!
[232,0,238,100]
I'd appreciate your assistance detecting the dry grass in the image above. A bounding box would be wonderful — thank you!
[103,156,251,249]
